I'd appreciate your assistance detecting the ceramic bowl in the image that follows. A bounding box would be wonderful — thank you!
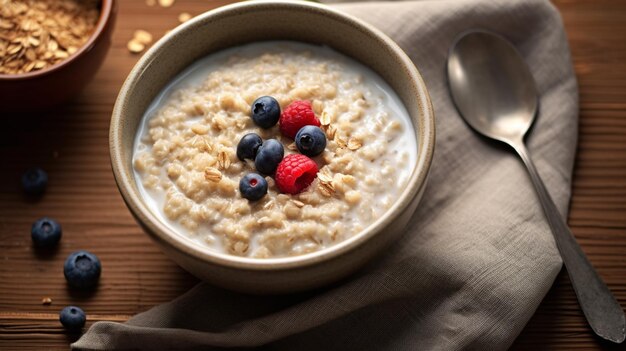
[110,0,435,294]
[0,0,116,112]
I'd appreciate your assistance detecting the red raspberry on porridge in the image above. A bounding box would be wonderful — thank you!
[279,100,320,139]
[275,154,319,195]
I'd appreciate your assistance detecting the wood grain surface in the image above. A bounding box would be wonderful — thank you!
[1,0,625,350]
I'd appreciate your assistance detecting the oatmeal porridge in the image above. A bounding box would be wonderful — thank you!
[133,41,417,258]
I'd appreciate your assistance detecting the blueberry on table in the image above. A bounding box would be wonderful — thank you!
[236,133,263,161]
[64,250,101,289]
[59,306,86,331]
[295,125,327,157]
[239,173,268,201]
[251,96,281,128]
[21,168,48,196]
[31,217,62,247]
[255,139,284,174]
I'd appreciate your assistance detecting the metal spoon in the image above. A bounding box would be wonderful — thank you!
[447,30,625,343]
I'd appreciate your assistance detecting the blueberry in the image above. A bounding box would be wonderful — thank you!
[64,250,101,289]
[239,173,268,201]
[254,139,284,174]
[21,168,48,196]
[295,125,327,157]
[59,306,86,331]
[31,217,62,247]
[251,96,280,128]
[236,133,263,161]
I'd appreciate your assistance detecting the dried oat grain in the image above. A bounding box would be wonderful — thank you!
[0,0,99,75]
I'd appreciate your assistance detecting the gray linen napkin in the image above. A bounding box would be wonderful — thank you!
[74,0,578,349]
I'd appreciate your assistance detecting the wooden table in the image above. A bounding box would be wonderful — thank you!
[1,0,624,349]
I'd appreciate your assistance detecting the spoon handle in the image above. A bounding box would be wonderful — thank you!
[510,140,625,343]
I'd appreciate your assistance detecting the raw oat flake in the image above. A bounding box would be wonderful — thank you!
[0,0,99,75]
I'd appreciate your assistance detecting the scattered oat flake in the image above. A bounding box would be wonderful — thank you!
[0,19,13,30]
[134,30,153,45]
[8,45,21,55]
[127,39,145,54]
[348,138,362,150]
[292,200,305,208]
[318,183,334,197]
[287,142,298,151]
[320,111,331,126]
[158,0,175,7]
[202,138,212,152]
[204,167,222,182]
[28,37,40,47]
[318,173,332,184]
[335,136,347,148]
[54,50,69,59]
[319,167,332,176]
[23,61,36,72]
[218,151,231,170]
[42,297,52,305]
[191,123,208,135]
[25,48,36,61]
[326,125,337,139]
[47,40,58,52]
[178,12,192,23]
[189,135,200,146]
[325,179,335,191]
[190,135,211,151]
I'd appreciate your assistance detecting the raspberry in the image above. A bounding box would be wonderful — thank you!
[275,154,319,194]
[279,100,320,139]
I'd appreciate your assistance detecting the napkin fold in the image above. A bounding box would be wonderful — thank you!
[74,0,578,349]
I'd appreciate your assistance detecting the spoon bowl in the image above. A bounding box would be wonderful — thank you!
[447,31,536,143]
[447,30,625,344]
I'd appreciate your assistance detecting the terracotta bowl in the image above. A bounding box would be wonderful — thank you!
[0,0,116,112]
[110,0,435,294]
